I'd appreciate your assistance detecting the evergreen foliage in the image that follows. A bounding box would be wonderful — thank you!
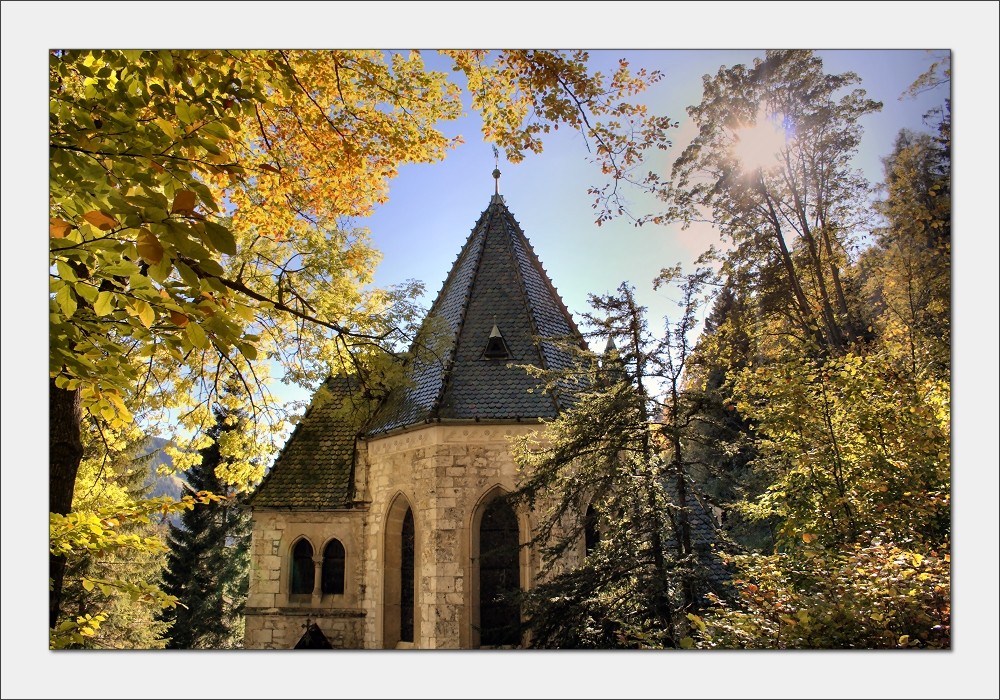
[160,408,252,649]
[508,278,728,648]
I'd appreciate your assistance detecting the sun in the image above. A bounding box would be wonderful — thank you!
[732,113,788,171]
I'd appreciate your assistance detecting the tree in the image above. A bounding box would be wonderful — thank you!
[48,49,673,629]
[665,50,882,356]
[160,407,252,649]
[862,126,950,377]
[54,431,172,648]
[677,56,951,649]
[507,275,725,648]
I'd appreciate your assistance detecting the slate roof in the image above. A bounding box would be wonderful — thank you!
[367,194,584,434]
[251,193,584,508]
[249,375,368,509]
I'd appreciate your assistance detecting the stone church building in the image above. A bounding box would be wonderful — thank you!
[245,184,590,649]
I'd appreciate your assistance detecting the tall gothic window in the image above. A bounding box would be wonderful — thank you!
[585,504,600,556]
[400,508,415,643]
[479,498,520,646]
[321,539,346,595]
[383,496,416,648]
[290,539,314,595]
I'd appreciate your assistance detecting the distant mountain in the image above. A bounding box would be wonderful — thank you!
[143,438,185,529]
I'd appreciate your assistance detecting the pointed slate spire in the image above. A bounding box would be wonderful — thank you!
[368,190,584,434]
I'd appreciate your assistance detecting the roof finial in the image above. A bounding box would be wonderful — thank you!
[491,144,501,195]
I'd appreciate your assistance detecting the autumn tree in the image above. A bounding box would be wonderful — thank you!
[160,406,252,649]
[675,55,951,649]
[48,49,672,631]
[666,50,881,356]
[55,432,171,648]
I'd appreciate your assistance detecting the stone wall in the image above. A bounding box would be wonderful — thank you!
[245,509,367,649]
[246,421,581,649]
[360,422,550,649]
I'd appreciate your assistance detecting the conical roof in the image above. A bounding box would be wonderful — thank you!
[368,193,583,434]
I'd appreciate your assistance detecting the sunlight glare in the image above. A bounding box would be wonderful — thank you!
[732,114,787,171]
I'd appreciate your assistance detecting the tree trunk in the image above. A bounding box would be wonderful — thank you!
[50,378,84,629]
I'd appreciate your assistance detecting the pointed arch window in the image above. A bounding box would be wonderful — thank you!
[585,504,600,556]
[290,539,314,595]
[322,539,346,595]
[479,498,521,646]
[400,508,415,643]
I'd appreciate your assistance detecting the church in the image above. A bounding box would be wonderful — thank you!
[245,176,590,649]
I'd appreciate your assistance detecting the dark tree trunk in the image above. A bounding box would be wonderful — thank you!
[50,378,84,629]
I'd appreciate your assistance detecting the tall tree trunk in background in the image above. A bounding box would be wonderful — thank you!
[49,378,83,629]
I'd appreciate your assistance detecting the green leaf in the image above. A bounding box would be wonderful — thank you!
[55,284,77,318]
[185,321,209,349]
[175,261,201,288]
[74,283,99,303]
[175,102,193,125]
[55,260,78,282]
[238,341,258,360]
[94,291,114,317]
[203,221,236,255]
[679,636,696,649]
[147,254,173,284]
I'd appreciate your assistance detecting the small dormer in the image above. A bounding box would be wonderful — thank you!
[481,322,511,361]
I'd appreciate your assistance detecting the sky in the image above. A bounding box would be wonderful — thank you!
[2,2,999,699]
[362,49,951,337]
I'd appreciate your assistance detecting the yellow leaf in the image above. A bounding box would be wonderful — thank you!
[171,190,197,216]
[81,578,95,592]
[686,613,706,632]
[83,210,118,231]
[50,218,72,238]
[898,634,909,646]
[133,300,154,328]
[137,228,164,264]
[154,118,175,139]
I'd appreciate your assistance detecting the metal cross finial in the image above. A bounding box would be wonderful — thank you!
[492,144,501,194]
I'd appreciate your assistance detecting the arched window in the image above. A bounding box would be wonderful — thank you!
[478,498,520,646]
[290,539,314,594]
[321,539,346,595]
[400,508,415,643]
[383,495,417,648]
[585,504,600,556]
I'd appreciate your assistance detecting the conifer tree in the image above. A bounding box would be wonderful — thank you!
[160,407,252,649]
[507,274,725,648]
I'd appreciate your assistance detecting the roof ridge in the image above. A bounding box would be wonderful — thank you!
[505,209,586,347]
[427,202,496,419]
[494,206,560,415]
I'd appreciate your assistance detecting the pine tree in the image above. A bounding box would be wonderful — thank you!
[160,408,252,649]
[507,276,727,648]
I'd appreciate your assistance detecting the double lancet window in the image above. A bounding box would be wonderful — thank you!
[290,537,346,596]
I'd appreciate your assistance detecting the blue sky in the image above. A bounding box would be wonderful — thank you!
[3,2,998,698]
[363,49,951,340]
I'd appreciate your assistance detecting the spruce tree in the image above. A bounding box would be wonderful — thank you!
[507,276,727,648]
[160,408,252,649]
